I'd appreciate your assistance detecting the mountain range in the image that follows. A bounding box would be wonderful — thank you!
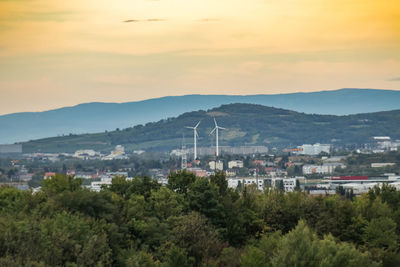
[22,103,400,153]
[2,88,400,144]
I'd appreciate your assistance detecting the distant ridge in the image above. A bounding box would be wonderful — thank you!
[23,103,400,153]
[1,88,399,144]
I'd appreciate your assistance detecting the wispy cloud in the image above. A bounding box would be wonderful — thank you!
[123,19,168,23]
[388,77,400,81]
[197,18,220,22]
[0,11,77,22]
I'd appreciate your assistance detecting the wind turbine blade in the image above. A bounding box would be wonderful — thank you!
[209,127,216,135]
[194,121,201,128]
[218,127,226,130]
[196,132,200,139]
[185,126,194,129]
[214,118,218,127]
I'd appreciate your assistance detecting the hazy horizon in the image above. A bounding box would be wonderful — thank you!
[1,87,398,116]
[1,0,399,115]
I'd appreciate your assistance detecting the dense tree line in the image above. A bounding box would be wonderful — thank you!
[0,171,399,266]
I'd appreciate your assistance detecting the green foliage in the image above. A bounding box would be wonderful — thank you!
[210,171,228,196]
[164,245,194,267]
[0,186,25,213]
[167,170,196,195]
[241,220,380,267]
[41,174,82,195]
[1,173,399,266]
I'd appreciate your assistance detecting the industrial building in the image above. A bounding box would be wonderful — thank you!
[294,143,331,155]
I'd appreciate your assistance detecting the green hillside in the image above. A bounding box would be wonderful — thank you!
[22,103,400,153]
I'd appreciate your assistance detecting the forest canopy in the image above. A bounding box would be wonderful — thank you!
[0,172,399,266]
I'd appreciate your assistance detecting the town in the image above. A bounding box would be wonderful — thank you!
[1,131,399,197]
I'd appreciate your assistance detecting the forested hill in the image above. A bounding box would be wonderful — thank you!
[2,88,400,144]
[22,103,400,153]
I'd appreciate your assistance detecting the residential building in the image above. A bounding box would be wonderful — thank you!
[228,160,243,169]
[209,161,223,171]
[302,163,345,174]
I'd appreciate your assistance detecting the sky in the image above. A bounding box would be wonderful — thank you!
[0,0,399,115]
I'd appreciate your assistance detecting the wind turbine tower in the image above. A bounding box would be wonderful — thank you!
[185,121,201,160]
[210,118,226,157]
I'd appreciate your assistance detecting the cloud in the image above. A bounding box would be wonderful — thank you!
[388,77,400,81]
[123,18,220,23]
[123,19,167,23]
[197,18,220,22]
[0,11,77,22]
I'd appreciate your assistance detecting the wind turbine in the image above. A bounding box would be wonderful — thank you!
[185,121,201,160]
[209,118,226,157]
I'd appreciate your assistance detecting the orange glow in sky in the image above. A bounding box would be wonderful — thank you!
[0,0,399,114]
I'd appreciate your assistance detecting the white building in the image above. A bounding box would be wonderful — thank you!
[102,145,129,160]
[73,149,98,160]
[75,173,93,179]
[340,183,379,195]
[209,161,223,171]
[227,177,300,192]
[270,178,298,192]
[90,177,112,192]
[227,178,263,190]
[228,178,240,189]
[371,163,396,168]
[302,163,345,175]
[295,143,331,155]
[228,160,244,169]
[282,178,297,192]
[90,176,133,191]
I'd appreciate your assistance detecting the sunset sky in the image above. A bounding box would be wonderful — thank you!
[0,0,399,115]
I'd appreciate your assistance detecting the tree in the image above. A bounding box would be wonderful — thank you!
[188,178,222,220]
[167,170,196,195]
[270,220,379,267]
[149,187,183,220]
[209,171,228,196]
[362,217,398,264]
[218,247,241,267]
[240,246,267,267]
[0,186,24,213]
[164,245,194,267]
[41,174,82,196]
[172,212,223,265]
